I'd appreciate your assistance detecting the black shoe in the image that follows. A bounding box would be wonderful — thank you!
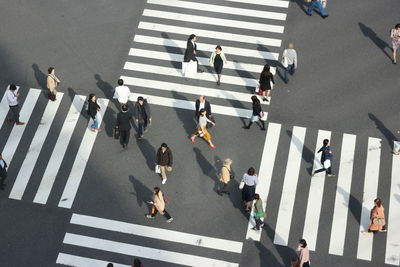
[322,14,329,19]
[263,98,269,102]
[261,128,266,131]
[243,126,250,129]
[217,191,223,196]
[306,12,312,16]
[393,59,397,64]
[217,80,220,86]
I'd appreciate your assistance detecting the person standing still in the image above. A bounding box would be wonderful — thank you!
[297,239,311,267]
[258,64,275,102]
[306,0,328,18]
[115,104,134,148]
[363,198,388,234]
[134,96,151,139]
[146,187,174,223]
[390,24,400,64]
[0,153,8,190]
[189,109,216,148]
[87,94,101,132]
[244,96,266,130]
[47,67,61,101]
[241,167,259,212]
[114,79,131,105]
[217,158,233,196]
[156,143,173,184]
[184,34,203,73]
[313,139,335,176]
[251,194,265,231]
[6,84,25,126]
[282,43,298,84]
[209,45,227,86]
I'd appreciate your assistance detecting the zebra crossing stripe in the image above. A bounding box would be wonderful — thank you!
[9,93,64,200]
[58,98,109,209]
[33,95,86,205]
[357,137,382,261]
[274,126,307,246]
[225,0,290,8]
[57,253,129,267]
[138,22,282,47]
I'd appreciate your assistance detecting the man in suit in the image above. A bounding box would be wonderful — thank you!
[195,96,211,119]
[134,96,152,139]
[184,34,203,73]
[0,153,8,190]
[115,104,134,148]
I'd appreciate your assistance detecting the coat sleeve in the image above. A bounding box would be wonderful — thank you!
[206,101,212,115]
[270,74,275,84]
[209,52,215,64]
[115,113,120,127]
[156,150,161,165]
[145,102,151,118]
[168,150,173,166]
[221,52,228,63]
[194,100,199,116]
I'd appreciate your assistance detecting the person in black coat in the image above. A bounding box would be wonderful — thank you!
[115,104,134,148]
[183,34,203,73]
[88,93,101,132]
[244,96,265,130]
[258,64,275,102]
[0,153,8,190]
[156,143,173,184]
[194,96,212,120]
[134,96,152,138]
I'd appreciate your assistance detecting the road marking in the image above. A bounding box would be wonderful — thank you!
[58,98,109,209]
[225,0,289,8]
[385,143,400,265]
[246,123,281,241]
[1,89,41,167]
[62,233,240,267]
[356,137,381,261]
[302,130,331,251]
[8,93,64,200]
[33,95,86,204]
[142,9,285,33]
[138,22,282,47]
[71,213,243,253]
[0,85,19,131]
[274,126,306,246]
[133,35,279,61]
[147,0,287,20]
[124,62,258,87]
[328,134,356,256]
[57,253,129,267]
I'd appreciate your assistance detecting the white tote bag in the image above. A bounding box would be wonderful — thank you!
[155,164,161,174]
[323,159,331,169]
[259,111,267,121]
[182,60,197,78]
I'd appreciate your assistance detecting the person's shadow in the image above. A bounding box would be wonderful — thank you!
[94,74,117,137]
[368,113,398,151]
[136,138,156,172]
[359,23,392,60]
[32,64,48,96]
[286,129,315,175]
[171,91,195,136]
[193,148,218,192]
[291,0,307,13]
[128,175,152,208]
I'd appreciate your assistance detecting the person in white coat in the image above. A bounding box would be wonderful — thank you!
[281,43,297,84]
[114,79,131,105]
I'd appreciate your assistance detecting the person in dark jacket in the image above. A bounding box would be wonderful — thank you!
[244,96,266,130]
[0,153,8,190]
[258,64,275,102]
[156,143,173,184]
[134,96,152,138]
[88,93,101,132]
[194,96,212,120]
[184,34,203,73]
[313,139,335,176]
[115,104,134,148]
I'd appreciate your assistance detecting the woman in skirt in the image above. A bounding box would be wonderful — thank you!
[241,167,259,212]
[209,45,227,86]
[244,96,266,130]
[189,108,216,148]
[258,64,275,102]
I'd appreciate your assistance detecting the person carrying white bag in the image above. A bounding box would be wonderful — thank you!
[182,34,203,77]
[313,139,335,176]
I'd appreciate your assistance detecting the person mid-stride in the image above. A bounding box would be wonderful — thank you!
[313,138,335,176]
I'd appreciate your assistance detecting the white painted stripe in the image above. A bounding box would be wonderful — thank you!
[357,137,381,261]
[302,130,331,251]
[133,35,279,61]
[246,123,281,241]
[328,134,356,256]
[226,0,289,8]
[274,126,306,246]
[139,22,282,47]
[63,233,239,267]
[385,143,400,265]
[127,92,253,118]
[8,93,64,200]
[57,253,129,267]
[143,9,285,33]
[1,89,41,167]
[33,95,86,204]
[147,0,287,20]
[0,85,19,131]
[124,62,258,87]
[58,98,109,209]
[71,213,243,253]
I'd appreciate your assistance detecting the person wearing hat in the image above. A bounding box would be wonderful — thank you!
[6,84,25,126]
[0,153,8,190]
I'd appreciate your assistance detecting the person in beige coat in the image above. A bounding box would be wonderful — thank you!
[47,66,61,101]
[146,187,173,223]
[217,158,233,196]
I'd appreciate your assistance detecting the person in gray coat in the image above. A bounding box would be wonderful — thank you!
[134,96,152,138]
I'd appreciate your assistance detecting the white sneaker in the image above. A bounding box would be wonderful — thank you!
[166,218,174,223]
[162,179,167,184]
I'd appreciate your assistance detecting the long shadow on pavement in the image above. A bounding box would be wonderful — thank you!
[337,186,364,225]
[129,175,153,208]
[368,113,398,151]
[94,73,117,137]
[136,137,156,172]
[264,223,298,266]
[287,129,315,175]
[359,23,392,60]
[32,64,49,97]
[193,147,218,193]
[171,91,195,137]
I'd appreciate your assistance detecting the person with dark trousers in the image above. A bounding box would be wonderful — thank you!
[209,45,227,86]
[134,96,151,139]
[6,84,25,126]
[156,143,173,184]
[115,104,134,148]
[258,64,275,102]
[0,153,8,190]
[306,0,328,18]
[146,187,174,223]
[184,34,203,73]
[194,96,212,120]
[244,96,266,130]
[88,94,101,132]
[313,139,335,176]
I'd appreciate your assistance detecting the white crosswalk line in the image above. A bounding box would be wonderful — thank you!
[148,0,287,20]
[57,253,129,267]
[33,95,86,205]
[329,134,356,256]
[142,9,285,33]
[133,35,279,60]
[385,144,400,265]
[1,89,41,167]
[225,0,290,8]
[63,233,239,267]
[274,126,307,246]
[58,98,109,209]
[302,130,331,251]
[139,22,282,47]
[0,85,18,131]
[9,93,64,200]
[357,137,381,261]
[246,123,281,241]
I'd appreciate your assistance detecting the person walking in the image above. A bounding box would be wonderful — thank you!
[0,153,8,190]
[146,187,174,223]
[258,64,275,102]
[251,194,265,231]
[132,257,144,267]
[363,198,388,234]
[282,43,298,84]
[115,104,134,148]
[390,24,400,64]
[114,79,131,105]
[189,109,216,148]
[184,34,203,73]
[217,158,233,196]
[244,96,266,130]
[241,167,259,212]
[306,0,328,18]
[134,96,151,139]
[313,139,335,176]
[87,93,101,132]
[209,45,227,86]
[156,143,173,184]
[297,239,311,267]
[47,67,61,101]
[194,96,212,122]
[6,84,25,126]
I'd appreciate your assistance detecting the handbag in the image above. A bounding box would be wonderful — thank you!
[155,164,161,174]
[48,92,56,101]
[114,127,120,139]
[239,180,245,189]
[323,159,331,169]
[259,111,267,121]
[373,217,385,226]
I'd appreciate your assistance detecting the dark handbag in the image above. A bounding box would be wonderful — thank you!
[207,115,215,128]
[48,92,56,101]
[114,127,120,139]
[225,166,234,180]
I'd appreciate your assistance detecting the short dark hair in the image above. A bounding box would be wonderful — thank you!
[199,108,206,115]
[216,45,222,50]
[299,239,307,248]
[48,67,55,74]
[254,194,260,200]
[122,104,129,112]
[374,198,382,207]
[137,96,144,102]
[118,79,124,86]
[161,143,168,148]
[107,263,114,267]
[88,93,96,102]
[9,84,17,90]
[247,167,255,176]
[395,24,400,29]
[133,257,142,267]
[153,187,160,194]
[323,139,329,146]
[188,34,196,40]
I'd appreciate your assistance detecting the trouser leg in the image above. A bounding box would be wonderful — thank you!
[9,105,20,123]
[138,122,143,137]
[160,165,167,179]
[163,210,172,220]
